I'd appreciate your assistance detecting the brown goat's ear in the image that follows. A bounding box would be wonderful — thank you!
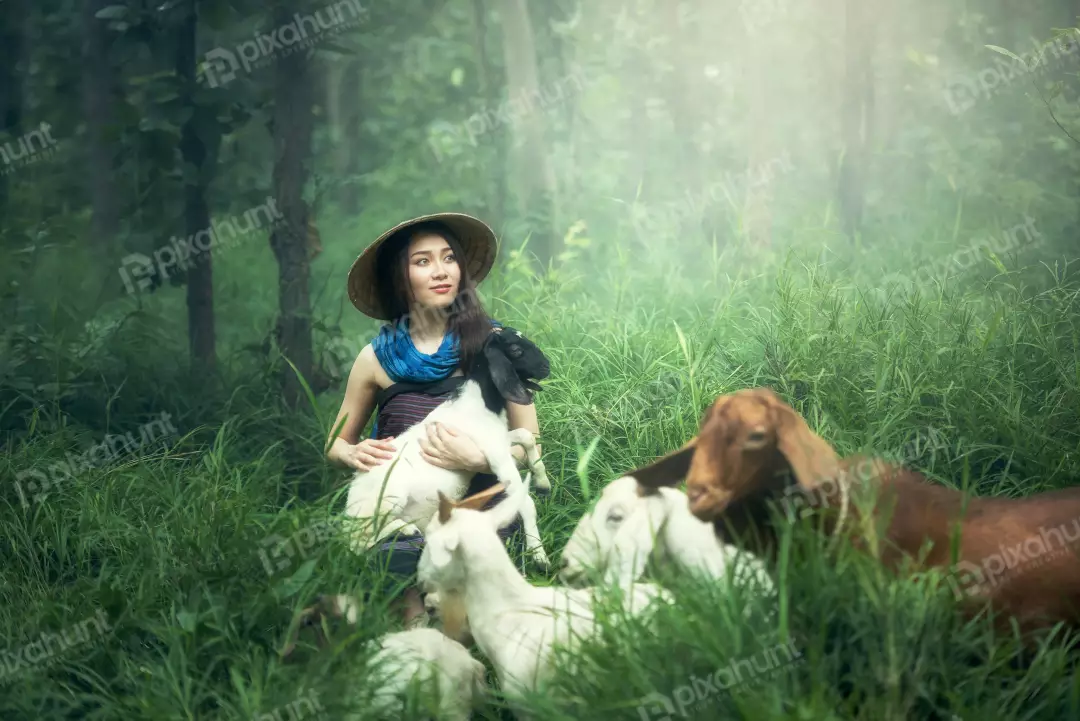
[627,435,698,489]
[768,398,840,491]
[438,589,469,642]
[458,482,508,511]
[437,491,454,524]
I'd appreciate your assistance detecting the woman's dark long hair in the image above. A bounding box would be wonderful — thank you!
[374,221,494,372]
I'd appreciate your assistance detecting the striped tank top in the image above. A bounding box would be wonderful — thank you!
[372,377,521,529]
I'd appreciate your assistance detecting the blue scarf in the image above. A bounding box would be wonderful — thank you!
[369,316,502,436]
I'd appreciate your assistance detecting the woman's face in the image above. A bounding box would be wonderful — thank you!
[406,231,462,311]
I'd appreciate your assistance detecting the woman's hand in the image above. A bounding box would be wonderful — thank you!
[333,436,397,472]
[419,422,488,473]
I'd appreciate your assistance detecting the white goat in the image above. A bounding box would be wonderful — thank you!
[418,489,671,720]
[359,627,488,721]
[344,328,552,568]
[558,474,776,606]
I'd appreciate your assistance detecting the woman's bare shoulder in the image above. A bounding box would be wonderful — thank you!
[356,342,376,364]
[353,342,393,388]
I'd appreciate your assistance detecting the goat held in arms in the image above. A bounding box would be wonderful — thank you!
[626,387,1080,637]
[343,328,552,567]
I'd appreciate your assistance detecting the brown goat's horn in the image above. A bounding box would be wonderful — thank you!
[437,482,508,524]
[459,482,508,510]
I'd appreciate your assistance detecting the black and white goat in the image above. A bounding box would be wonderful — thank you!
[344,327,552,567]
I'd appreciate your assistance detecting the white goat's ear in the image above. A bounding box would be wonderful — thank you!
[428,528,460,569]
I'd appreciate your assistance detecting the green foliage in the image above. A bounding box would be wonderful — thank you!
[3,231,1080,718]
[3,0,1080,719]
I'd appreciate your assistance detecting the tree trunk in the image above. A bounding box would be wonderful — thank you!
[0,0,25,213]
[82,0,120,246]
[837,0,875,240]
[338,58,364,216]
[270,6,316,412]
[324,59,343,149]
[497,0,560,267]
[471,0,504,228]
[177,1,216,372]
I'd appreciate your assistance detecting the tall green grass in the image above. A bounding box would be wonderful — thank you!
[1,229,1078,720]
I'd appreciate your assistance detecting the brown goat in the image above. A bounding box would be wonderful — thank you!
[628,387,1080,637]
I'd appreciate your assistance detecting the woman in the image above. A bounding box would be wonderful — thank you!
[326,212,543,627]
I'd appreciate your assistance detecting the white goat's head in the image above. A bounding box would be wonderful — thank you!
[417,485,508,642]
[419,483,509,584]
[558,475,674,588]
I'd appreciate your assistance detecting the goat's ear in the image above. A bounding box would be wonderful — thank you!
[767,397,840,492]
[427,528,461,570]
[439,589,470,645]
[626,435,698,489]
[484,343,531,405]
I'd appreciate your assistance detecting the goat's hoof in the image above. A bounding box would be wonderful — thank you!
[532,466,551,493]
[528,549,550,570]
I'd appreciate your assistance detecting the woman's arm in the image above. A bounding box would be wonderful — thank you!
[326,344,397,470]
[419,398,541,472]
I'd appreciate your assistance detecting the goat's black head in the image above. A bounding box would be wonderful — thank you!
[479,327,550,406]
